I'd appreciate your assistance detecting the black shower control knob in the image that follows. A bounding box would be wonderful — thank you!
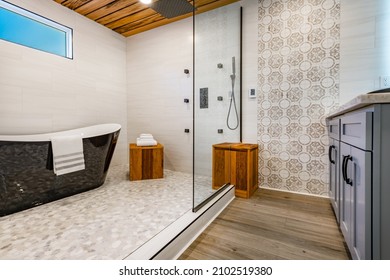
[184,129,190,133]
[184,69,189,74]
[218,129,223,134]
[184,98,189,103]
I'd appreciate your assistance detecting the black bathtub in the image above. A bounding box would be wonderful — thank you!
[0,124,121,216]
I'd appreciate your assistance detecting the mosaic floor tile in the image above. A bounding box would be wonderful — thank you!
[0,165,217,260]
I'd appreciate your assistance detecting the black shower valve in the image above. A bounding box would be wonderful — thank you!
[184,69,190,74]
[184,128,190,133]
[184,98,190,103]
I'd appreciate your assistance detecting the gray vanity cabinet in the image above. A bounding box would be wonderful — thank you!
[339,142,371,260]
[338,110,373,260]
[328,104,390,260]
[328,118,340,223]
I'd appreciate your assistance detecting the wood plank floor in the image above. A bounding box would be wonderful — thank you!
[179,188,351,260]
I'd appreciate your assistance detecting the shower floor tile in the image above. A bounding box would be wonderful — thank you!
[0,165,202,260]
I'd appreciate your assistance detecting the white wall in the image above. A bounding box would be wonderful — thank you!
[126,1,258,174]
[0,0,256,172]
[340,0,390,104]
[194,0,258,176]
[241,0,258,143]
[126,18,193,173]
[0,0,128,166]
[194,3,242,177]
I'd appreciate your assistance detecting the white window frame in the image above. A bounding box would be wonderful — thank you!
[0,0,73,59]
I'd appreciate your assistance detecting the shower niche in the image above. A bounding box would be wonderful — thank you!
[193,2,242,211]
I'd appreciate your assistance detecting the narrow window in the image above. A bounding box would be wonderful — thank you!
[0,0,73,59]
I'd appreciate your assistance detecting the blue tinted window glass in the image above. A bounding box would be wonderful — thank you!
[0,6,67,57]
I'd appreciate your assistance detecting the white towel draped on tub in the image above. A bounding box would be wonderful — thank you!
[51,134,85,176]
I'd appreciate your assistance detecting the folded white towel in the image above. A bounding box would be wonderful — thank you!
[139,133,154,140]
[51,134,85,176]
[136,138,157,146]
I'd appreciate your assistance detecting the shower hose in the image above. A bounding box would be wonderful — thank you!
[227,56,239,130]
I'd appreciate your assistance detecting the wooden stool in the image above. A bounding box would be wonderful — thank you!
[212,142,258,198]
[129,143,164,181]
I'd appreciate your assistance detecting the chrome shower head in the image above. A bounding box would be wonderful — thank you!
[150,0,194,18]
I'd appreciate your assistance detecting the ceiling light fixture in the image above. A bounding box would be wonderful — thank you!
[140,0,152,4]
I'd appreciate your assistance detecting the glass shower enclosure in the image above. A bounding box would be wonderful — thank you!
[192,2,242,211]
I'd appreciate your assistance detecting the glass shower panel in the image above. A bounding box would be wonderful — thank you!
[193,2,241,211]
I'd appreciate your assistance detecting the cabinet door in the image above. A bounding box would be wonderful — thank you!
[340,142,372,259]
[340,142,352,249]
[329,138,340,222]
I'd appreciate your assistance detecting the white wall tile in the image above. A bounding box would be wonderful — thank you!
[194,4,242,177]
[241,0,258,144]
[126,2,258,176]
[127,18,193,173]
[0,0,127,166]
[0,85,23,114]
[340,0,390,104]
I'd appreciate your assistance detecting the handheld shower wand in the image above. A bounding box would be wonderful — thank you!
[232,56,236,76]
[227,56,239,130]
[230,56,236,90]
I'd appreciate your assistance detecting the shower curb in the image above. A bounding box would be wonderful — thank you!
[125,185,235,260]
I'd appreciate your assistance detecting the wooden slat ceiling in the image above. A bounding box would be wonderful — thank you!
[53,0,240,37]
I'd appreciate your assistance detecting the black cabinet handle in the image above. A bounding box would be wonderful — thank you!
[342,155,353,186]
[328,145,336,164]
[342,155,347,183]
[344,155,353,186]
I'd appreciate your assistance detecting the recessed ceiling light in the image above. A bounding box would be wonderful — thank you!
[140,0,152,4]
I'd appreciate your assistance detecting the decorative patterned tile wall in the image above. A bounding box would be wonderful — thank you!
[257,0,340,196]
